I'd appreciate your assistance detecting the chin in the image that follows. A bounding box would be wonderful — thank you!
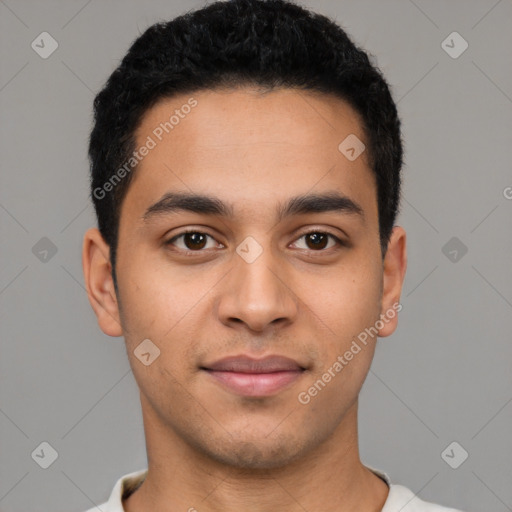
[203,433,309,470]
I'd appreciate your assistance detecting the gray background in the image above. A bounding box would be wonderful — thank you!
[0,0,511,511]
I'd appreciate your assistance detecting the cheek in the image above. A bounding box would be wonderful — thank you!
[117,262,202,404]
[300,256,382,386]
[117,247,193,336]
[299,257,382,338]
[116,249,213,379]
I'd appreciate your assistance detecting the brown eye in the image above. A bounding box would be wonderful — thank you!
[291,231,342,251]
[305,232,329,250]
[166,231,220,251]
[183,232,207,250]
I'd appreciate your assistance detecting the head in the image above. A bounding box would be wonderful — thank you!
[83,0,406,470]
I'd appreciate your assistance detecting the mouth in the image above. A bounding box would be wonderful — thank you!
[200,355,307,397]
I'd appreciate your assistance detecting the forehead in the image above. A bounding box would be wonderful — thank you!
[137,86,367,155]
[121,87,376,223]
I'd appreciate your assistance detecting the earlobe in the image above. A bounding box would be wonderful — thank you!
[82,227,123,337]
[377,226,407,338]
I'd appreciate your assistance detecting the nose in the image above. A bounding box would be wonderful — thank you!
[216,244,298,334]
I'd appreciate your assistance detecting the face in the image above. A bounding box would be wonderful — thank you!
[83,87,406,470]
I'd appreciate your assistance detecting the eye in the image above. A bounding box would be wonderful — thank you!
[291,231,344,251]
[166,230,223,251]
[165,229,345,253]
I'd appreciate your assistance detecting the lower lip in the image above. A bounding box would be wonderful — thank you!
[203,369,304,397]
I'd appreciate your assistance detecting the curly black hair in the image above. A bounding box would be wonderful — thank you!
[88,0,403,289]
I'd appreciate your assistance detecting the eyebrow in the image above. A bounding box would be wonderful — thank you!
[142,191,365,223]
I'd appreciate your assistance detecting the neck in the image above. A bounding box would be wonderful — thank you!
[123,398,388,512]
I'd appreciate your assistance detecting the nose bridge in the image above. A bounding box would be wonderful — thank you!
[217,236,297,332]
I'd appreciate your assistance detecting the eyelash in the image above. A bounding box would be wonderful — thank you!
[165,229,345,254]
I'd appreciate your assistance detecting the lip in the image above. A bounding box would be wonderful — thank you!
[201,355,306,397]
[203,354,305,373]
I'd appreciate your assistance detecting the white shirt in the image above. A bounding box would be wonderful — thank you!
[84,466,465,512]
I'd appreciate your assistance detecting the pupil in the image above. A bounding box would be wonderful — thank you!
[307,233,327,250]
[185,232,206,250]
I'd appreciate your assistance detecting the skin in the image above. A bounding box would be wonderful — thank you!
[83,87,407,512]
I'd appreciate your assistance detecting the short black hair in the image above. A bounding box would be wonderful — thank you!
[88,0,403,290]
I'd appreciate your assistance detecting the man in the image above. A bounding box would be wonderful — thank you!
[82,0,465,510]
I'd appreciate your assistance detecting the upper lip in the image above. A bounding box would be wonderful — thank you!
[202,355,305,373]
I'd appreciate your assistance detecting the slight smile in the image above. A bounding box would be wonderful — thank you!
[201,354,307,397]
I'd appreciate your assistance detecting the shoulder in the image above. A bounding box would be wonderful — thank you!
[383,483,466,512]
[366,465,466,512]
[81,469,148,512]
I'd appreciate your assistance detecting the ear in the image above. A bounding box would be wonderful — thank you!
[377,226,407,338]
[82,227,123,337]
